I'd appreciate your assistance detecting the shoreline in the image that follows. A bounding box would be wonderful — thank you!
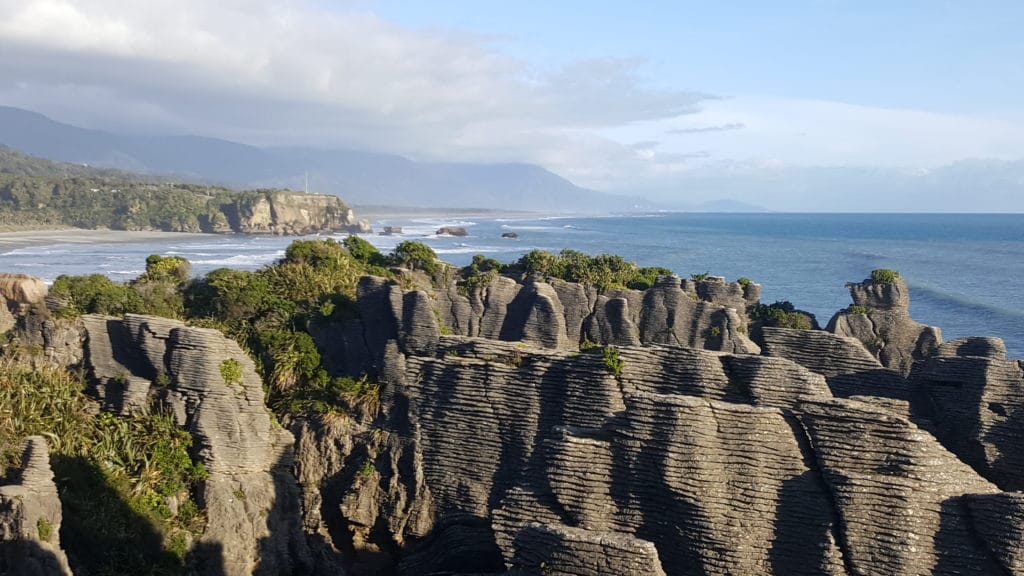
[0,229,213,253]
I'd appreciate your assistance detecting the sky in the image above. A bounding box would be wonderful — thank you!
[0,0,1022,208]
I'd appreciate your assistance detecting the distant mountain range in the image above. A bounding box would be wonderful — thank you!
[0,106,659,213]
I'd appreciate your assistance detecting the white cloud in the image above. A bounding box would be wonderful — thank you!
[0,0,705,176]
[0,0,1021,207]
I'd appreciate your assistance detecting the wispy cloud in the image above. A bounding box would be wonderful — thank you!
[666,122,746,135]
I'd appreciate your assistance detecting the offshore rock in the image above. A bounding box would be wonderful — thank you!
[0,437,73,576]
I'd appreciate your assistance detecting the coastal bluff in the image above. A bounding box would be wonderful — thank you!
[1,269,1023,575]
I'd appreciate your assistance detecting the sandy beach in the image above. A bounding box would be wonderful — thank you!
[0,229,213,252]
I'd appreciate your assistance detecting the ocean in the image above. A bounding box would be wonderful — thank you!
[3,212,1022,358]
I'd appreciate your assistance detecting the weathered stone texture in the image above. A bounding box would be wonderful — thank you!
[0,437,73,576]
[828,276,941,375]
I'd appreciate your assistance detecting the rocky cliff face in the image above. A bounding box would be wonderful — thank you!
[5,270,1024,575]
[296,332,1020,575]
[827,275,941,375]
[0,437,73,576]
[313,274,761,380]
[226,191,369,235]
[79,314,312,576]
[294,272,1024,575]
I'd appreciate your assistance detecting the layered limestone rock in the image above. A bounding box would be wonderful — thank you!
[509,525,667,576]
[298,331,1015,575]
[78,314,311,575]
[827,275,941,375]
[318,275,761,380]
[913,337,1024,491]
[227,191,369,235]
[966,493,1024,574]
[0,437,73,576]
[759,326,909,400]
[796,398,1002,575]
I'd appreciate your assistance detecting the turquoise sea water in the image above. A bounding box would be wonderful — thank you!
[3,213,1022,357]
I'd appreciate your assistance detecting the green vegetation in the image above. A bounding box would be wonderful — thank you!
[602,346,624,377]
[219,358,243,386]
[510,249,672,291]
[870,268,900,285]
[0,363,207,574]
[848,305,870,315]
[0,148,351,233]
[36,517,53,541]
[50,273,144,318]
[748,301,813,330]
[736,277,753,288]
[690,272,711,282]
[389,240,439,274]
[459,254,502,294]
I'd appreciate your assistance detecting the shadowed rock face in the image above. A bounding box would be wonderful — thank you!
[913,342,1024,491]
[0,437,73,576]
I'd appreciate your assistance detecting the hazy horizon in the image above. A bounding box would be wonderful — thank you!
[1,1,1022,210]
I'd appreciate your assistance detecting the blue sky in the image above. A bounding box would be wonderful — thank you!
[0,0,1022,209]
[370,1,1024,113]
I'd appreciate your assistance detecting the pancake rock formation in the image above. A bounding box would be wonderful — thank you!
[2,269,1023,575]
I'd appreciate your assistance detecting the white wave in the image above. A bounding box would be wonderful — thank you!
[433,246,503,255]
[191,251,285,267]
[2,247,72,256]
[500,224,559,231]
[107,270,144,275]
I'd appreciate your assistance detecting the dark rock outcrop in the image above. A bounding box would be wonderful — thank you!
[0,437,73,576]
[436,226,469,236]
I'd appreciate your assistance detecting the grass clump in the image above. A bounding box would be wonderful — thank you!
[219,358,243,387]
[848,305,870,315]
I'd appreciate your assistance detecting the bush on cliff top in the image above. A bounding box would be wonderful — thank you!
[510,249,672,291]
[748,301,813,330]
[870,268,900,285]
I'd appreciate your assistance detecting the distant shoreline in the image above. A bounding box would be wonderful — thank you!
[0,229,211,253]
